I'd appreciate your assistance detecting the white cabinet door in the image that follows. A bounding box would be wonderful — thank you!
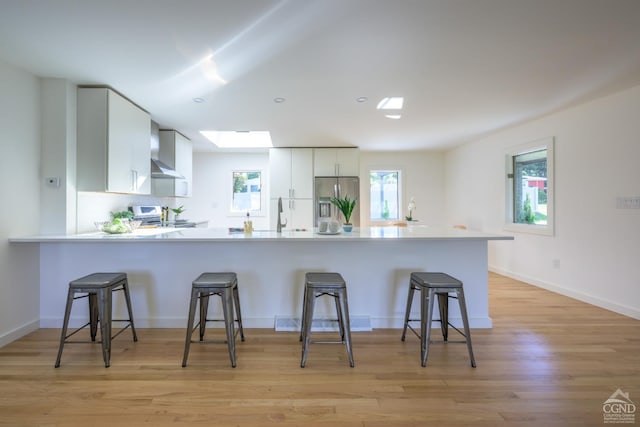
[335,148,360,176]
[313,148,359,176]
[290,149,313,198]
[124,94,151,194]
[289,198,313,229]
[77,87,151,194]
[269,148,313,199]
[269,148,291,199]
[270,198,314,230]
[154,130,192,197]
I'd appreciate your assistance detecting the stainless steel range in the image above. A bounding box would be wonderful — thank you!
[130,205,196,228]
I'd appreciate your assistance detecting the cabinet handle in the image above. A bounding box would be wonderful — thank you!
[131,170,138,192]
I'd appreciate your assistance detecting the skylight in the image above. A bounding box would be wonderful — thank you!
[200,131,273,148]
[376,97,404,110]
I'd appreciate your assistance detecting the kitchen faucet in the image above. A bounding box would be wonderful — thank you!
[277,197,287,232]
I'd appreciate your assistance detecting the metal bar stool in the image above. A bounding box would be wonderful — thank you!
[182,272,245,368]
[55,272,137,368]
[300,272,354,368]
[401,272,476,367]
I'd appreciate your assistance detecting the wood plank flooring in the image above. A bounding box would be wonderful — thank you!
[1,273,638,426]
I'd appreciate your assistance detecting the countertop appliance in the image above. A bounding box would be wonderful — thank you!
[130,205,196,228]
[314,176,360,227]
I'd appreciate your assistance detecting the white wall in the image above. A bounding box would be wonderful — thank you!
[0,60,41,345]
[359,150,447,227]
[445,85,640,319]
[191,152,270,230]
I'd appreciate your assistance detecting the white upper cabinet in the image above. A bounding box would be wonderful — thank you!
[153,130,192,197]
[269,148,313,199]
[313,148,360,176]
[77,87,151,194]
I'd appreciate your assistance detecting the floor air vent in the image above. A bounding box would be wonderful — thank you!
[274,316,371,332]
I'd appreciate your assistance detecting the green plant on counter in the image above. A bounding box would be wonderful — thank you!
[171,205,186,219]
[110,210,133,220]
[331,195,358,225]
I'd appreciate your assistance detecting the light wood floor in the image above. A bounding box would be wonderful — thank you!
[1,273,638,426]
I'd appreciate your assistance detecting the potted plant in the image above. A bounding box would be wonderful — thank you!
[171,205,186,221]
[405,197,416,221]
[331,195,358,232]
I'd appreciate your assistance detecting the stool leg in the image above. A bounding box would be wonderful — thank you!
[300,287,315,368]
[97,288,112,368]
[437,292,449,341]
[421,288,436,367]
[221,288,237,368]
[54,288,75,368]
[401,282,416,341]
[333,293,345,342]
[199,292,210,341]
[299,284,308,342]
[122,280,138,341]
[338,289,354,367]
[456,289,476,368]
[89,293,99,341]
[182,288,199,367]
[232,283,245,341]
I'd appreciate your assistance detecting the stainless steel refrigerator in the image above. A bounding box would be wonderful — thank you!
[314,176,360,226]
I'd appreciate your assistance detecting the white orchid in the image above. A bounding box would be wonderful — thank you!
[406,197,416,221]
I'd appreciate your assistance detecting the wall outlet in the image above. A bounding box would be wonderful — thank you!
[616,196,640,209]
[45,177,60,187]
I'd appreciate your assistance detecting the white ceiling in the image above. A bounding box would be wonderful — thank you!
[1,0,639,152]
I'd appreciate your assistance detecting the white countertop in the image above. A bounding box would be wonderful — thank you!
[10,226,514,243]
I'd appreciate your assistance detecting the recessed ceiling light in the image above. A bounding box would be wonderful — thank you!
[193,97,205,103]
[274,97,286,103]
[377,97,404,110]
[200,130,273,148]
[356,97,368,103]
[385,114,402,120]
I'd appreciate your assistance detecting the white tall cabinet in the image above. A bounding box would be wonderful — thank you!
[313,148,360,176]
[77,87,151,194]
[153,130,192,197]
[269,148,313,229]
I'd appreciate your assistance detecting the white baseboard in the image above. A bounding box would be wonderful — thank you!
[275,316,372,332]
[489,265,640,320]
[0,319,39,348]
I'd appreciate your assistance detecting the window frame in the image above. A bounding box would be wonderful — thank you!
[229,169,266,217]
[504,137,555,236]
[369,169,403,222]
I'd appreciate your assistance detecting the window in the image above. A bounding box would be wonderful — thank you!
[505,138,554,235]
[370,170,400,221]
[232,171,262,212]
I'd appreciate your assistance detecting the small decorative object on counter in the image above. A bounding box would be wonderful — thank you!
[331,195,358,232]
[406,197,416,221]
[244,212,253,234]
[171,205,186,221]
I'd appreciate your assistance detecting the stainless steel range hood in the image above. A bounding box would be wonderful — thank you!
[151,158,184,179]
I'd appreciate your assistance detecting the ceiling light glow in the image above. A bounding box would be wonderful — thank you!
[200,130,273,148]
[377,97,404,110]
[385,114,402,120]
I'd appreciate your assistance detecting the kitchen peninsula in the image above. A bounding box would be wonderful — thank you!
[11,227,513,330]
